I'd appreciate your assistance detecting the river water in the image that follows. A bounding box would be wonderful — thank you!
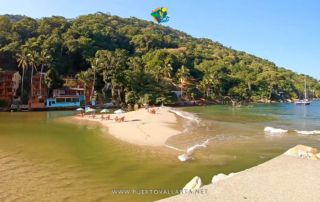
[0,102,319,201]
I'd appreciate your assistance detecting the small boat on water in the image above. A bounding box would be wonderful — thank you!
[295,76,311,105]
[295,99,311,105]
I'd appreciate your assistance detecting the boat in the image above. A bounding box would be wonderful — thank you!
[295,76,311,105]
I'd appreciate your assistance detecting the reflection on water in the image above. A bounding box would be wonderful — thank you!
[0,102,319,201]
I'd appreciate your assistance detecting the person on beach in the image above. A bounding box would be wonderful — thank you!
[114,116,119,122]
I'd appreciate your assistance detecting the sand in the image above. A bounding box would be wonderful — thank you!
[74,107,182,147]
[159,150,320,202]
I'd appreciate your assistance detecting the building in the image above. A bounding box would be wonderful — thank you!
[64,76,92,104]
[46,76,87,108]
[29,72,48,109]
[46,95,83,108]
[0,71,21,103]
[46,88,85,108]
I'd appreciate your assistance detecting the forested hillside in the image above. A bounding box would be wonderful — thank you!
[0,13,319,105]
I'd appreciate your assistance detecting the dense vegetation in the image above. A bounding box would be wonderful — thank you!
[1,13,319,105]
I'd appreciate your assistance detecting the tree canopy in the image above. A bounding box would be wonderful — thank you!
[0,13,319,105]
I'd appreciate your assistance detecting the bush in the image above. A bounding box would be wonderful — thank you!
[125,91,138,104]
[139,93,156,105]
[155,92,178,105]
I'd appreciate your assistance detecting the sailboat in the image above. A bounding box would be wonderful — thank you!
[295,76,311,105]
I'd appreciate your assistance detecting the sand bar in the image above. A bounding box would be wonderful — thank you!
[74,107,182,147]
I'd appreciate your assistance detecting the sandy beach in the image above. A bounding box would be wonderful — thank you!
[160,145,320,202]
[74,107,182,147]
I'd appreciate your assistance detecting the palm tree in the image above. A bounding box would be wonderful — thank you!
[16,51,29,100]
[90,58,100,98]
[176,65,190,98]
[38,50,51,98]
[76,71,91,104]
[27,51,39,100]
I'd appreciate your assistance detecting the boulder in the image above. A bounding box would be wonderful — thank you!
[183,176,203,191]
[211,173,237,187]
[284,145,319,160]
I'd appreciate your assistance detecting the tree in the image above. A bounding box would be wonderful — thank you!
[38,50,51,98]
[16,51,28,100]
[1,13,320,105]
[197,60,232,100]
[76,70,92,104]
[143,50,179,82]
[176,65,190,99]
[44,68,64,95]
[94,49,128,103]
[90,58,100,98]
[27,51,38,99]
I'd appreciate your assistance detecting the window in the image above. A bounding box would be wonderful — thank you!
[65,98,72,102]
[72,98,79,102]
[56,98,65,103]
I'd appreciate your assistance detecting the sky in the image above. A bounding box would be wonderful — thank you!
[1,0,319,79]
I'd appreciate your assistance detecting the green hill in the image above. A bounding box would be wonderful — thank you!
[0,12,319,104]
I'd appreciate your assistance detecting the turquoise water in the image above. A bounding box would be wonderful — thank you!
[0,102,319,201]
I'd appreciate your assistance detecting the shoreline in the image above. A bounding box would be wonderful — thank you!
[159,145,320,202]
[73,107,186,147]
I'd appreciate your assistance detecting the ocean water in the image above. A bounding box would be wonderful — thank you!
[171,101,320,163]
[0,102,319,201]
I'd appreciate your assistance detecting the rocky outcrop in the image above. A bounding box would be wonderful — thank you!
[182,176,203,191]
[284,145,320,160]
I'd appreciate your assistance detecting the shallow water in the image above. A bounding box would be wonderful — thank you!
[0,102,319,201]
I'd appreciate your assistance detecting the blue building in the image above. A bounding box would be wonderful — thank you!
[46,95,85,108]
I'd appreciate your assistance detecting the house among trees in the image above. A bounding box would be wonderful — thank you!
[30,74,90,109]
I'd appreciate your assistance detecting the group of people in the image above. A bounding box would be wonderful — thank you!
[76,113,125,123]
[101,114,125,122]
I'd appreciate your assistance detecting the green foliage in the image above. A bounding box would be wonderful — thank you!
[139,93,156,105]
[0,13,319,106]
[44,68,64,92]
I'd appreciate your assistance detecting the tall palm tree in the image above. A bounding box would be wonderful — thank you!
[176,65,190,98]
[27,51,39,100]
[76,71,91,104]
[16,51,29,100]
[38,50,51,98]
[90,58,100,97]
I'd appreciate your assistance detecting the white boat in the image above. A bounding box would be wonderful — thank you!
[295,76,311,105]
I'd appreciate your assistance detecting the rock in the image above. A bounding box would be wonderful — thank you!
[211,173,237,187]
[284,145,319,160]
[183,176,203,191]
[211,173,227,184]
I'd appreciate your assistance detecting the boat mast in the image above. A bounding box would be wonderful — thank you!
[304,76,307,100]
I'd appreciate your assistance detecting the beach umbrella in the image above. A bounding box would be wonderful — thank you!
[114,109,125,114]
[86,108,96,113]
[100,109,110,113]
